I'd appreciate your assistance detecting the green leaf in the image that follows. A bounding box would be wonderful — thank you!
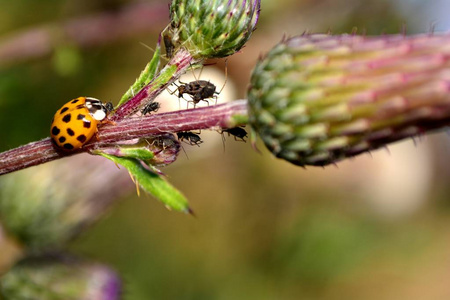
[99,153,191,213]
[117,40,162,107]
[119,147,155,161]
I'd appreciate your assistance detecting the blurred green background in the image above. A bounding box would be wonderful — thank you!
[3,0,450,299]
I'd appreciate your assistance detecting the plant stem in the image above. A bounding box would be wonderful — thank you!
[111,48,198,120]
[0,100,248,175]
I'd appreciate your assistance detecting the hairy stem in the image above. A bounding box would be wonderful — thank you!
[0,100,248,175]
[111,48,199,120]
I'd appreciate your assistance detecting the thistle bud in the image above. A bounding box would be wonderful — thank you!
[248,34,450,166]
[97,134,181,167]
[166,0,261,59]
[0,155,133,252]
[0,255,121,300]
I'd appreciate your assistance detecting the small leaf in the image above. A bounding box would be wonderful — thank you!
[118,147,155,161]
[117,38,162,107]
[99,153,191,213]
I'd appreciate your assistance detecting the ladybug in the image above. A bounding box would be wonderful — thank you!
[50,97,113,151]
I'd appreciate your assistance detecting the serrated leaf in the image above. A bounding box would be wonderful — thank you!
[117,40,162,107]
[99,153,190,213]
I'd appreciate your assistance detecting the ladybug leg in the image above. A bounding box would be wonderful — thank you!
[94,130,101,142]
[102,119,116,126]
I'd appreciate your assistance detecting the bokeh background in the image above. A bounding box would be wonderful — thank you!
[2,0,450,299]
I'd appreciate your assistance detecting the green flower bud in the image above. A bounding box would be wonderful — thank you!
[166,0,261,59]
[0,155,132,252]
[0,255,121,300]
[248,34,450,166]
[97,134,181,168]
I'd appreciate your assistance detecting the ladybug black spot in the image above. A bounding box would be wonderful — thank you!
[71,99,79,104]
[60,107,69,114]
[63,143,74,150]
[77,135,87,143]
[58,136,66,143]
[51,126,61,136]
[77,114,86,120]
[83,121,91,129]
[62,114,71,123]
[67,128,75,136]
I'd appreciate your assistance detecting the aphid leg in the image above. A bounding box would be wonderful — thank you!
[167,85,177,95]
[191,140,202,147]
[180,144,189,159]
[189,61,204,83]
[217,59,228,95]
[201,99,210,106]
[220,131,226,153]
[188,99,197,109]
[197,65,204,82]
[140,42,170,62]
[190,61,199,83]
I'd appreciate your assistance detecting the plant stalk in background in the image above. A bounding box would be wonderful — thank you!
[0,255,121,300]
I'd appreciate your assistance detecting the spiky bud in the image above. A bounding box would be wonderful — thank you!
[166,0,261,59]
[0,155,132,252]
[248,34,450,166]
[97,134,181,167]
[0,255,121,300]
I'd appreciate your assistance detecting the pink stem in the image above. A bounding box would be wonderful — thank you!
[111,48,197,120]
[0,100,248,175]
